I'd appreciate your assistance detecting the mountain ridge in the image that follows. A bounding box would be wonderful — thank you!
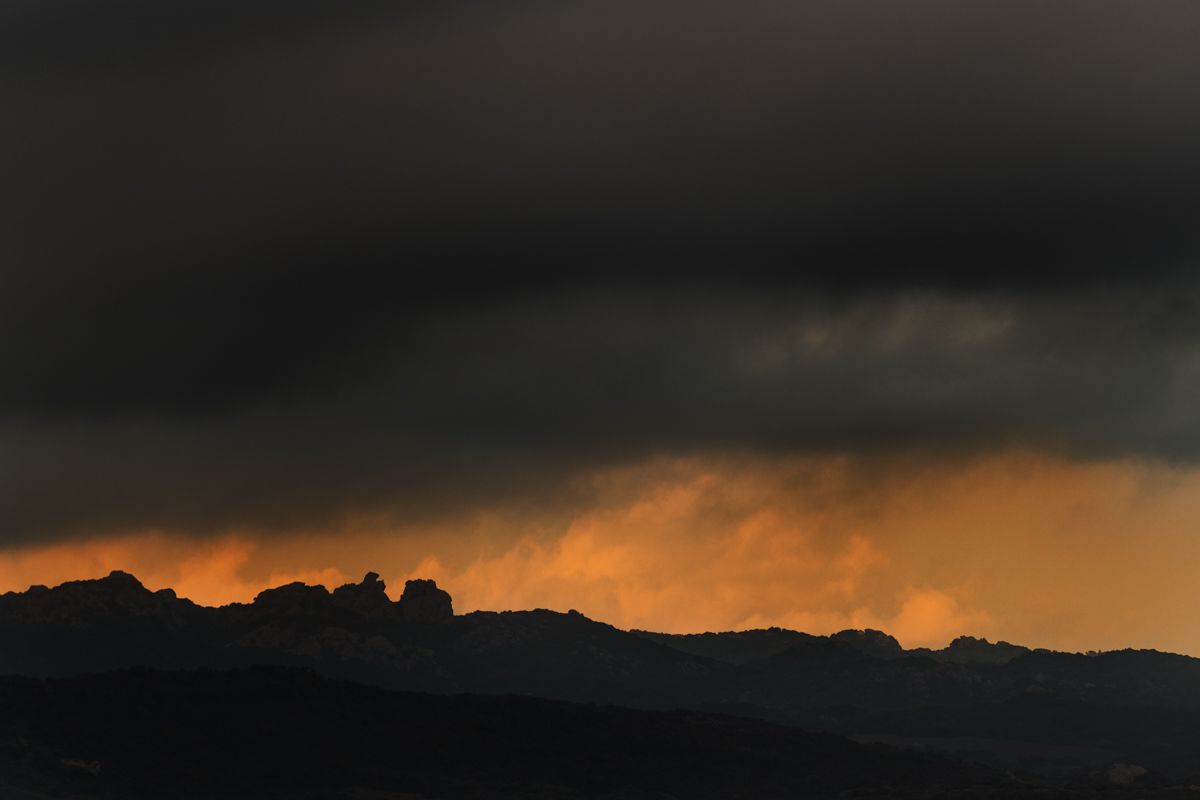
[1,569,1094,663]
[5,570,1200,785]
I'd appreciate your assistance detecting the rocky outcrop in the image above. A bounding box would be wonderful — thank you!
[332,572,397,619]
[831,629,905,659]
[247,573,450,625]
[937,635,1029,664]
[250,581,333,618]
[0,570,194,628]
[397,579,453,625]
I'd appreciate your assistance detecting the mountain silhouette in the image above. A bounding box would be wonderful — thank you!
[4,571,1200,791]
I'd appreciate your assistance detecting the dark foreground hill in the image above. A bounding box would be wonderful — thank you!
[0,667,1018,800]
[4,572,1200,785]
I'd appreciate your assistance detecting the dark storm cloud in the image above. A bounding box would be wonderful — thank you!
[3,0,1200,542]
[3,286,1199,544]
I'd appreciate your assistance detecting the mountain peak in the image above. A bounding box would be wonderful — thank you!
[103,569,144,589]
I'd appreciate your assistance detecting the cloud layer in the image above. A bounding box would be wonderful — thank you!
[2,288,1198,543]
[5,452,1200,654]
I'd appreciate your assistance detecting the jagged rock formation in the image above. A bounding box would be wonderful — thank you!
[831,628,905,659]
[254,581,335,617]
[0,570,196,628]
[397,578,453,624]
[931,634,1031,663]
[332,572,397,619]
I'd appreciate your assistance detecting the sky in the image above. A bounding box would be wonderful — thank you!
[3,0,1200,653]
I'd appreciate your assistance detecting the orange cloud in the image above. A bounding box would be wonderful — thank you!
[3,451,1200,654]
[394,471,981,646]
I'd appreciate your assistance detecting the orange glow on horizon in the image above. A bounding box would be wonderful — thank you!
[3,451,1199,654]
